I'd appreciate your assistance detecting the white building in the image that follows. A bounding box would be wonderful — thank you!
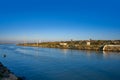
[87,41,91,46]
[59,43,67,46]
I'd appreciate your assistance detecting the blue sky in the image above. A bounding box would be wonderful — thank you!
[0,0,120,42]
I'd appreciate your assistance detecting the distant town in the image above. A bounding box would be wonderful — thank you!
[18,40,120,52]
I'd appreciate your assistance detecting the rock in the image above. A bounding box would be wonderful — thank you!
[0,62,22,80]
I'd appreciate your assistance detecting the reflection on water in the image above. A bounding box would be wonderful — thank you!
[103,51,120,58]
[60,49,68,56]
[0,44,120,80]
[86,50,93,57]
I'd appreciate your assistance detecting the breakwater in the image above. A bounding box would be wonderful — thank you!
[18,40,120,51]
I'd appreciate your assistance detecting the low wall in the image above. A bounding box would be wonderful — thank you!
[103,45,120,51]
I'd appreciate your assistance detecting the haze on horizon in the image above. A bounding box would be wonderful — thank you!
[0,0,120,43]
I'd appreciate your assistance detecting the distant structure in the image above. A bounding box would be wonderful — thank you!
[87,41,90,46]
[59,43,67,46]
[37,40,39,46]
[24,40,26,44]
[103,45,120,51]
[87,39,91,46]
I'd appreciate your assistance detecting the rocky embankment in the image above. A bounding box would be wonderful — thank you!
[0,62,22,80]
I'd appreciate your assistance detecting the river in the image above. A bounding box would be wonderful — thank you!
[0,44,120,80]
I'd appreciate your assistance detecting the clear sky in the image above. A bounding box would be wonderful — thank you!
[0,0,120,42]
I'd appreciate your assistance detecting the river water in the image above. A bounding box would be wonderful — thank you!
[0,44,120,80]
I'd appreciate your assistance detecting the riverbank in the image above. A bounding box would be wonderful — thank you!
[0,62,22,80]
[18,40,120,51]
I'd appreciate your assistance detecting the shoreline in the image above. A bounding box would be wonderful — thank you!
[0,62,22,80]
[18,45,120,52]
[17,40,120,52]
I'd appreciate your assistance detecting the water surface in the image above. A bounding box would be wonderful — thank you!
[0,44,120,80]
